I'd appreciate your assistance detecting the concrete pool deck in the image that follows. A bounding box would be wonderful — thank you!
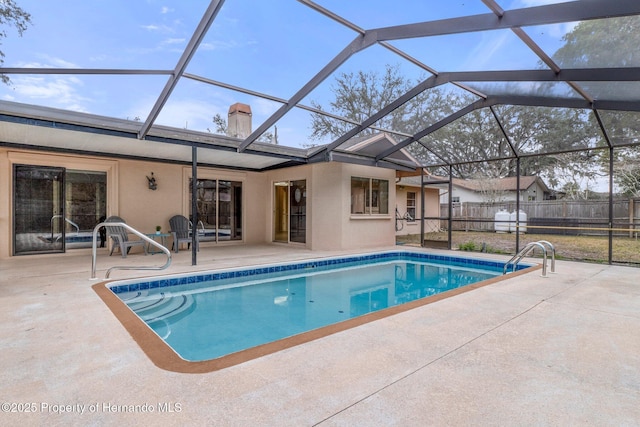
[1,244,639,426]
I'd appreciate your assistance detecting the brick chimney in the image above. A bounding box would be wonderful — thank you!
[227,103,252,139]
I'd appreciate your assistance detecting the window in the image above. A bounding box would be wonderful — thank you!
[351,177,389,215]
[452,196,460,204]
[406,192,416,222]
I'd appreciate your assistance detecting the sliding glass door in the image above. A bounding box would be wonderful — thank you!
[13,165,107,255]
[190,179,243,242]
[65,170,107,247]
[14,165,66,255]
[218,180,242,241]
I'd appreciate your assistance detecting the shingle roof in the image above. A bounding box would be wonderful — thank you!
[397,175,550,193]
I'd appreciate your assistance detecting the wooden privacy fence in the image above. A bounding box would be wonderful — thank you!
[439,198,640,236]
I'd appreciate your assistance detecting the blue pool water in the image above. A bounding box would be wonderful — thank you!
[42,232,93,244]
[109,251,529,362]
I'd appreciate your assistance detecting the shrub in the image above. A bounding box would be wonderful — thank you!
[459,241,477,251]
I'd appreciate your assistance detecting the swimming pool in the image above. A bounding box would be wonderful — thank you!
[96,250,535,372]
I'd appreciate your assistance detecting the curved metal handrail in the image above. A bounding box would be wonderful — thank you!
[90,222,172,279]
[395,208,413,231]
[50,215,80,241]
[536,240,556,274]
[189,220,206,234]
[503,241,548,277]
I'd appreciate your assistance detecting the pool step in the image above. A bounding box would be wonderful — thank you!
[126,292,196,323]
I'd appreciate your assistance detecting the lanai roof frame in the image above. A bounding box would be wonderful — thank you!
[0,1,639,170]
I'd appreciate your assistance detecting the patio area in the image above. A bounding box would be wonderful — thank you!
[1,244,639,426]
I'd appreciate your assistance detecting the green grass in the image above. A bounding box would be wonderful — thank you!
[397,231,640,265]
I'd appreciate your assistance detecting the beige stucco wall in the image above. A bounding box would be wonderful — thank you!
[339,163,396,250]
[111,159,177,233]
[313,163,394,250]
[0,147,269,257]
[193,167,267,245]
[116,162,268,245]
[0,150,12,258]
[0,149,121,258]
[0,146,398,257]
[264,162,396,250]
[395,185,420,236]
[395,185,441,236]
[310,163,343,250]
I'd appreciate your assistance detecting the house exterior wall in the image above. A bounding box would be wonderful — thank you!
[0,146,397,258]
[335,163,396,250]
[1,149,121,258]
[522,182,545,202]
[267,162,396,250]
[439,184,545,204]
[440,186,489,204]
[394,185,441,236]
[440,180,545,204]
[0,151,9,258]
[113,159,181,234]
[107,162,269,245]
[180,166,267,245]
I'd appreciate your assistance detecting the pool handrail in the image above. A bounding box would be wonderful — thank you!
[536,240,556,273]
[91,221,172,279]
[50,215,80,241]
[503,241,548,277]
[190,220,206,234]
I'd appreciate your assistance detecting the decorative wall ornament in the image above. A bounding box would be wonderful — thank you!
[146,172,157,190]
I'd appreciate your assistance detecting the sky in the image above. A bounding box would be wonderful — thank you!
[0,0,577,148]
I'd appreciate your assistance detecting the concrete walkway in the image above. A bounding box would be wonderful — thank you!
[1,245,638,426]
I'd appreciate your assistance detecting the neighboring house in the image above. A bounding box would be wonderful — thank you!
[0,104,425,259]
[437,176,552,205]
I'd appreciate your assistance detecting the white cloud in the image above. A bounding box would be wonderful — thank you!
[509,0,578,38]
[89,54,108,63]
[250,97,279,116]
[6,75,91,112]
[21,55,77,69]
[161,37,186,49]
[152,98,229,131]
[461,31,511,70]
[164,37,185,45]
[0,55,95,111]
[160,6,173,14]
[141,24,175,34]
[199,39,240,51]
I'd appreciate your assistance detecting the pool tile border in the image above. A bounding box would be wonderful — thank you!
[107,251,531,295]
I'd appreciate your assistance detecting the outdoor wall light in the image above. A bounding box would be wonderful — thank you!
[146,172,158,190]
